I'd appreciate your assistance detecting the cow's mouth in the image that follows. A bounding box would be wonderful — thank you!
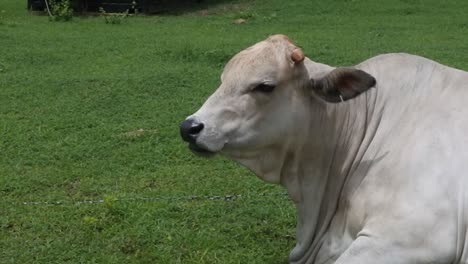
[189,144,216,158]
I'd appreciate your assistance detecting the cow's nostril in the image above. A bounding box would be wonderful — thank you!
[189,122,204,135]
[180,118,204,144]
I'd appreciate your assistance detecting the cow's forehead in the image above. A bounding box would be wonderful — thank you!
[224,42,276,74]
[221,35,293,85]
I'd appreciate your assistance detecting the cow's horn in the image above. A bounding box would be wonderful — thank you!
[291,48,305,63]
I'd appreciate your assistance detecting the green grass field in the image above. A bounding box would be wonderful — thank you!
[1,0,467,263]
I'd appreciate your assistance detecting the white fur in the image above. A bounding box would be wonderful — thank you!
[184,35,468,264]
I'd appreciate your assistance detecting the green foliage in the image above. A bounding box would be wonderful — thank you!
[83,215,98,226]
[232,10,257,20]
[103,195,118,209]
[0,9,18,27]
[1,0,468,263]
[99,7,129,24]
[48,0,73,22]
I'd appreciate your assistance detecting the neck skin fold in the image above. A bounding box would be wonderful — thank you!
[287,88,381,263]
[227,60,381,263]
[230,94,380,263]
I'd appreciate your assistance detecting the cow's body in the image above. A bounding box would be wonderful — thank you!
[296,54,468,263]
[180,35,468,263]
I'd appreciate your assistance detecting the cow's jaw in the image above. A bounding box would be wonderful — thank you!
[222,144,291,184]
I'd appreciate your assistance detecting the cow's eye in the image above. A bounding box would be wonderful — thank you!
[253,83,276,93]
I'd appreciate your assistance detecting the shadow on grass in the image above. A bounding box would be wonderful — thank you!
[141,0,243,15]
[29,0,245,16]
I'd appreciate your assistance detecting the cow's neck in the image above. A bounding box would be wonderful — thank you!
[229,60,380,263]
[284,83,380,262]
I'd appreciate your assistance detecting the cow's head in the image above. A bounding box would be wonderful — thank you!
[180,35,375,182]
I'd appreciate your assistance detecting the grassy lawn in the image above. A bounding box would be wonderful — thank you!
[1,0,467,263]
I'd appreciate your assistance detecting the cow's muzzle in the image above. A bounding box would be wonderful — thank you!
[180,118,216,157]
[180,118,204,144]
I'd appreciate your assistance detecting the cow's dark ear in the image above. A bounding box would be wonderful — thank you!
[310,68,376,103]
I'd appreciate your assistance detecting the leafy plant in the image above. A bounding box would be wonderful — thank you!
[48,0,73,22]
[103,195,118,209]
[99,7,129,24]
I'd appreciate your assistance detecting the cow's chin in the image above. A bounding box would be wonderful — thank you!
[188,143,217,158]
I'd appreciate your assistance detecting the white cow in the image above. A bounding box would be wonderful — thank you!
[180,34,468,264]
